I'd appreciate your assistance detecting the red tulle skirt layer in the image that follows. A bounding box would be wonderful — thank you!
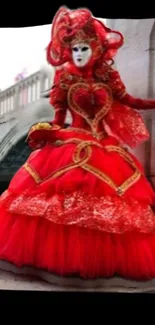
[0,207,155,280]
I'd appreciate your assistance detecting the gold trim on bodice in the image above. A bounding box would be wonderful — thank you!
[67,82,113,136]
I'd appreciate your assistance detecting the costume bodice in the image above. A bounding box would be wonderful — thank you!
[50,63,151,147]
[58,69,113,135]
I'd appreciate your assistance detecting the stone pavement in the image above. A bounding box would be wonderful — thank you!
[0,267,155,293]
[0,270,60,291]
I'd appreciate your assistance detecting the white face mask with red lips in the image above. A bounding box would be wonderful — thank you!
[72,43,92,68]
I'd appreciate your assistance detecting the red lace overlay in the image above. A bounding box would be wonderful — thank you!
[95,63,154,147]
[1,190,155,234]
[104,102,150,148]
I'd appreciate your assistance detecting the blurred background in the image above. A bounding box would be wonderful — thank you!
[0,18,155,193]
[0,24,52,90]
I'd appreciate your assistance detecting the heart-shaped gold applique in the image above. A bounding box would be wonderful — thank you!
[67,82,113,133]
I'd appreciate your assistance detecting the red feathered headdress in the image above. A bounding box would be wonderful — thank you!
[47,7,124,66]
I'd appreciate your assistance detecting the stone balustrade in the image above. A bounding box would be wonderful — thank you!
[0,70,51,123]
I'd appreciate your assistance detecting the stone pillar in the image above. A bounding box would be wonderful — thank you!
[147,22,155,187]
[106,19,155,179]
[40,71,46,93]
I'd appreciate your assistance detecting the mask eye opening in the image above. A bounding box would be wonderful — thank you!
[82,47,89,52]
[73,47,79,52]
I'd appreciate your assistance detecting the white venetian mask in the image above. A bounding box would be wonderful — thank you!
[72,43,92,68]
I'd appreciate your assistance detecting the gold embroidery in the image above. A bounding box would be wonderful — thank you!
[70,30,97,46]
[60,127,91,135]
[82,164,117,190]
[24,163,42,184]
[59,72,84,85]
[91,83,113,133]
[60,138,103,149]
[54,140,64,146]
[60,127,106,140]
[49,140,101,179]
[119,90,127,99]
[70,141,116,190]
[105,145,141,194]
[95,66,110,82]
[56,23,97,47]
[48,162,83,179]
[41,140,93,180]
[49,140,141,195]
[118,170,141,195]
[105,145,137,168]
[59,83,69,90]
[56,23,72,46]
[54,138,80,146]
[92,42,103,60]
[110,83,126,96]
[67,82,113,135]
[24,140,142,196]
[52,142,141,195]
[68,83,90,119]
[95,62,115,80]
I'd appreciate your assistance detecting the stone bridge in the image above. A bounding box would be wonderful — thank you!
[1,18,155,189]
[0,68,71,184]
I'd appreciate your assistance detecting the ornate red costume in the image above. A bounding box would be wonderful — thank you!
[1,7,155,281]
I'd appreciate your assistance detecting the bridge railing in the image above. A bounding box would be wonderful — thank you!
[0,70,52,122]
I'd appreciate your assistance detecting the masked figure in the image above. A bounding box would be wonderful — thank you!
[1,7,155,283]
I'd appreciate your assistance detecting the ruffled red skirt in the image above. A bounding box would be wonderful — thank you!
[0,129,155,280]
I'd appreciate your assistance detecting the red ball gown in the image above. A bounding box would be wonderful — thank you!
[1,61,155,281]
